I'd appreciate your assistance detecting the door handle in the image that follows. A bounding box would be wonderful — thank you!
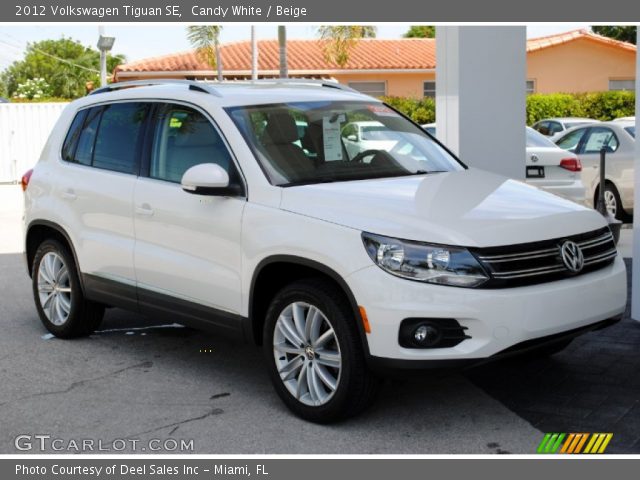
[60,189,77,201]
[135,204,154,216]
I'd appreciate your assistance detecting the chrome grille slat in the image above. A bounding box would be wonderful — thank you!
[477,247,558,262]
[492,266,567,279]
[473,228,617,287]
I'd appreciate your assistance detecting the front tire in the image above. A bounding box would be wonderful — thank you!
[32,239,104,338]
[263,278,378,423]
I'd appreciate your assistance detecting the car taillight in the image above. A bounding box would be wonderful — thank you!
[560,158,582,172]
[21,169,33,192]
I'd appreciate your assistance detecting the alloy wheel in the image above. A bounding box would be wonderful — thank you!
[273,302,342,406]
[604,189,617,217]
[37,252,72,326]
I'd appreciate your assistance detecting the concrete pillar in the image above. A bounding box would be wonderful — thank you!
[632,30,640,323]
[436,26,526,180]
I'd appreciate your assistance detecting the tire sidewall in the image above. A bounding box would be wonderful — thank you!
[263,281,362,422]
[32,239,84,337]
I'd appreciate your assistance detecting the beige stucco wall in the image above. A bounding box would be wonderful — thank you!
[332,72,435,98]
[527,39,636,94]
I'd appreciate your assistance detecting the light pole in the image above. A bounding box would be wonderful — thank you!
[97,27,115,87]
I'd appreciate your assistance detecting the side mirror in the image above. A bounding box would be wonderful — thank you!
[181,163,242,196]
[346,134,358,142]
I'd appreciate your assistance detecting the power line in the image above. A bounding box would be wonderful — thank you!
[0,33,100,74]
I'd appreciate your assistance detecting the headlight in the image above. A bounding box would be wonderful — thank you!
[362,232,489,288]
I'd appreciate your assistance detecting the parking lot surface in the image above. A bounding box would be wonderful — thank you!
[1,185,638,454]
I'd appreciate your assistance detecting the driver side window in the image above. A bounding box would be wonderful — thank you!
[150,104,235,184]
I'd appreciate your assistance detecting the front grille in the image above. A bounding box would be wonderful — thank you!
[471,227,617,288]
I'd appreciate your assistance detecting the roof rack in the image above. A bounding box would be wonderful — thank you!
[229,78,359,93]
[90,79,223,96]
[90,78,360,97]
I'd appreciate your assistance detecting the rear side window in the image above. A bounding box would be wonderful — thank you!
[582,127,619,154]
[92,103,149,174]
[61,109,87,162]
[74,107,102,166]
[61,103,149,172]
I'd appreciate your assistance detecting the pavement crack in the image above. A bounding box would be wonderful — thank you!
[7,361,153,404]
[120,408,224,439]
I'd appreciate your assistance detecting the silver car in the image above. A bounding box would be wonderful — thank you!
[532,117,598,137]
[554,121,636,220]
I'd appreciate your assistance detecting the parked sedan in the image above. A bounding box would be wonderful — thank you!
[341,121,400,158]
[554,121,635,220]
[526,127,586,205]
[532,117,598,137]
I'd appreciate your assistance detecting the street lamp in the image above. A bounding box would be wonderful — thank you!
[97,29,115,88]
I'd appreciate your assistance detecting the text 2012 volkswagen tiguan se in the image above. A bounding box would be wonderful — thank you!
[22,80,626,422]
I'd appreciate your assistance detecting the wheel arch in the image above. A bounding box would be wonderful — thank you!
[25,220,84,293]
[248,255,369,355]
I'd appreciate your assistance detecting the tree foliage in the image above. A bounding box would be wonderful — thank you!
[0,37,125,99]
[403,26,436,38]
[591,26,637,44]
[186,25,223,80]
[317,26,377,67]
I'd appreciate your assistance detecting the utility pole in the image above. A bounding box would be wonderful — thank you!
[97,26,115,87]
[251,25,259,80]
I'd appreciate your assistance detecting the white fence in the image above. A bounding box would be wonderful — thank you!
[0,102,69,183]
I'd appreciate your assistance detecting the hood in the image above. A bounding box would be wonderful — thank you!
[280,169,605,247]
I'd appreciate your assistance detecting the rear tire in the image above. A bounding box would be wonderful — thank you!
[32,239,104,338]
[263,278,378,423]
[597,183,625,222]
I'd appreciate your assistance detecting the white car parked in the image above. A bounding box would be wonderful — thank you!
[554,121,636,220]
[341,120,400,159]
[532,117,598,137]
[526,127,586,205]
[22,80,626,422]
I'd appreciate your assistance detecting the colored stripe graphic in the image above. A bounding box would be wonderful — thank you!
[538,433,613,454]
[537,433,565,453]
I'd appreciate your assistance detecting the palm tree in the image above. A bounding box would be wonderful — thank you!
[317,26,377,68]
[186,25,223,81]
[278,26,288,78]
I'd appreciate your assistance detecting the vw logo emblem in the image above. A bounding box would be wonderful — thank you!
[560,241,584,273]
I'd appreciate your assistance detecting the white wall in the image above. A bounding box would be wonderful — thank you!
[632,31,640,323]
[436,26,526,180]
[0,103,68,183]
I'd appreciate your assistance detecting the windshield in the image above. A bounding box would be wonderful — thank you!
[526,127,557,148]
[625,126,635,138]
[226,101,464,186]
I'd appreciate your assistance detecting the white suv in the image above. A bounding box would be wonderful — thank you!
[23,80,627,422]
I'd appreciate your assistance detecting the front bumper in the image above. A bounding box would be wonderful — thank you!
[347,255,627,362]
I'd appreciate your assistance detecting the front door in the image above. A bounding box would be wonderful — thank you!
[133,103,246,324]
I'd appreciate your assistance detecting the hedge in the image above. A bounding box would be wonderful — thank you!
[381,91,635,126]
[381,96,436,124]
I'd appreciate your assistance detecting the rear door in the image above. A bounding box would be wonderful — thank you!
[132,102,246,331]
[54,102,150,298]
[575,126,620,202]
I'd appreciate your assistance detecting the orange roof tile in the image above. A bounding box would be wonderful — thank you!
[526,28,636,53]
[114,38,437,78]
[114,30,636,80]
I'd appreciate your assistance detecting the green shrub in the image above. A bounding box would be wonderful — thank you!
[525,94,584,125]
[381,96,435,124]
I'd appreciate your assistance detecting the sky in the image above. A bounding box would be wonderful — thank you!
[0,24,590,70]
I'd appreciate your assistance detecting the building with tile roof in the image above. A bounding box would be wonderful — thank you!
[114,30,636,97]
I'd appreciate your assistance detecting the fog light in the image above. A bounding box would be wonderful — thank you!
[414,324,440,346]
